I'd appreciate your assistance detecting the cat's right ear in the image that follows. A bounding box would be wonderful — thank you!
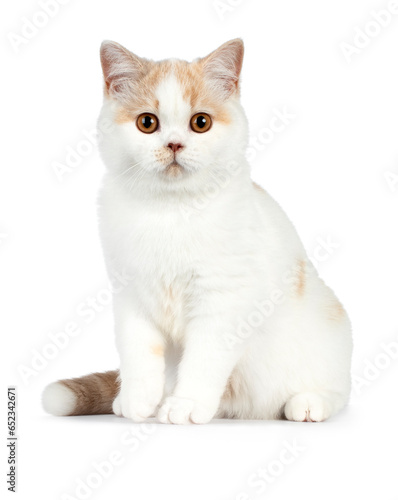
[100,41,145,97]
[201,39,244,100]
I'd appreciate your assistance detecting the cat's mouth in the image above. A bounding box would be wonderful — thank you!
[164,161,185,178]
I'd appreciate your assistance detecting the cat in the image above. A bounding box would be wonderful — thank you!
[42,39,352,424]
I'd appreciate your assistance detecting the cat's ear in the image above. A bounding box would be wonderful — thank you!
[201,39,244,99]
[100,41,146,98]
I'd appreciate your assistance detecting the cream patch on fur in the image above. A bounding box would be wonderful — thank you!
[223,370,245,401]
[253,182,264,192]
[115,106,133,124]
[151,344,165,357]
[295,259,306,297]
[328,299,346,321]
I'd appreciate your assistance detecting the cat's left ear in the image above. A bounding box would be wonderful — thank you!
[201,39,244,99]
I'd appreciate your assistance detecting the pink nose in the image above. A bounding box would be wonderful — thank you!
[167,143,184,153]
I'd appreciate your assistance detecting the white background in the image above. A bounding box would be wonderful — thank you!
[2,0,398,499]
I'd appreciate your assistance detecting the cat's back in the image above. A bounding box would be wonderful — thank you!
[250,182,306,259]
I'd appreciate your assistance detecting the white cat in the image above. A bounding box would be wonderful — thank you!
[42,39,352,424]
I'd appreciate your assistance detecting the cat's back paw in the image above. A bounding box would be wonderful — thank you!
[284,392,334,422]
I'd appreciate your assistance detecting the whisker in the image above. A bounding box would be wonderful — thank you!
[114,160,145,180]
[126,165,147,191]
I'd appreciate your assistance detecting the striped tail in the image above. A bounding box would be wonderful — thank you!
[42,370,120,416]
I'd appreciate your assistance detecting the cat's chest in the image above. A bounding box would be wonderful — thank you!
[128,211,200,273]
[130,221,197,339]
[154,274,193,340]
[100,182,253,278]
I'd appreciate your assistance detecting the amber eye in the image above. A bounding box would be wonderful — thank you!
[190,113,212,133]
[136,113,159,133]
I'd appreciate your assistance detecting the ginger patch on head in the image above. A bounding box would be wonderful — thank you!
[115,107,133,124]
[107,57,234,128]
[101,39,242,128]
[174,60,232,125]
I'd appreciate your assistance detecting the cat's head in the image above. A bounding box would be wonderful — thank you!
[97,39,248,192]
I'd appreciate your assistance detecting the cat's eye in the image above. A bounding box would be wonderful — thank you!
[136,113,159,134]
[190,113,212,133]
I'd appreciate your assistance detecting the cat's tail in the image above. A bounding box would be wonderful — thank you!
[42,370,120,416]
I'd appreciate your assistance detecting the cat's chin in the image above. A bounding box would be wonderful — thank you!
[162,161,186,179]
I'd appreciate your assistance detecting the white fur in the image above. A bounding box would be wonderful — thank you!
[42,382,76,416]
[96,42,352,424]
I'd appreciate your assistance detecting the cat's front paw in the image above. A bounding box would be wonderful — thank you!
[113,377,163,422]
[157,396,216,424]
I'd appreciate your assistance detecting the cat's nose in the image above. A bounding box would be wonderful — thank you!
[167,143,184,153]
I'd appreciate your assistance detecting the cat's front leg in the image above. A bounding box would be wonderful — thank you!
[112,295,165,422]
[157,315,244,425]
